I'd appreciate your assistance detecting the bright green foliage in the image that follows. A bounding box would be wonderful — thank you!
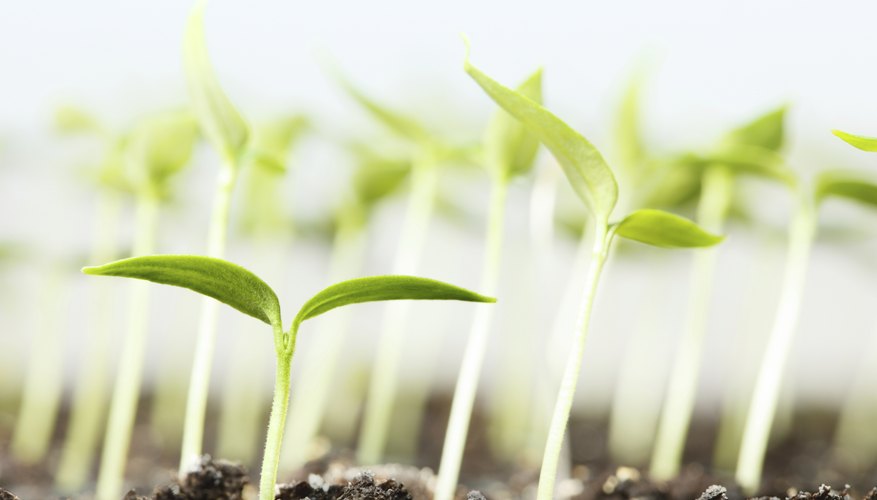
[833,130,877,152]
[614,66,647,175]
[816,171,877,208]
[124,111,199,197]
[697,144,795,186]
[484,68,543,182]
[350,148,410,210]
[333,73,431,145]
[245,116,310,173]
[465,52,618,223]
[184,0,249,164]
[613,209,724,248]
[84,255,281,327]
[725,106,786,151]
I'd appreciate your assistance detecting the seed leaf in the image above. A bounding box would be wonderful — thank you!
[464,49,618,221]
[700,144,796,186]
[83,255,281,327]
[55,106,101,135]
[245,116,309,174]
[726,106,786,152]
[294,275,495,327]
[816,171,877,208]
[833,130,877,152]
[125,111,199,192]
[613,209,723,248]
[334,73,431,145]
[184,0,249,163]
[484,67,543,181]
[614,66,647,174]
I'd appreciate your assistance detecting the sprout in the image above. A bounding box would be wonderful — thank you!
[83,254,495,500]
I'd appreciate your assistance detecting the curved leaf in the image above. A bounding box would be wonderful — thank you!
[484,67,543,181]
[725,106,786,152]
[464,49,618,221]
[245,116,310,174]
[83,255,281,327]
[613,209,723,248]
[294,275,495,327]
[614,66,647,175]
[833,130,877,152]
[184,0,249,163]
[125,111,199,192]
[700,144,796,186]
[816,171,877,209]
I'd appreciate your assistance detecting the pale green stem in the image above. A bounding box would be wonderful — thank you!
[10,269,67,465]
[832,320,877,469]
[356,149,438,464]
[434,179,508,500]
[735,195,816,494]
[536,224,610,500]
[95,194,160,500]
[281,214,366,470]
[56,191,123,491]
[650,166,732,480]
[259,325,295,500]
[179,163,238,473]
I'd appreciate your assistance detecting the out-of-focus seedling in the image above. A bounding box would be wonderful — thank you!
[83,254,495,500]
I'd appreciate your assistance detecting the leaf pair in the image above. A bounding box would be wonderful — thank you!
[464,49,720,250]
[83,255,494,337]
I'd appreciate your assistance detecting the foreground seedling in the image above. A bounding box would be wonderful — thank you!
[83,254,494,500]
[463,46,723,500]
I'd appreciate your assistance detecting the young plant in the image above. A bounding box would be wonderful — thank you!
[463,47,723,500]
[82,254,495,500]
[735,159,877,494]
[94,111,199,500]
[433,67,542,500]
[178,0,252,473]
[649,107,792,480]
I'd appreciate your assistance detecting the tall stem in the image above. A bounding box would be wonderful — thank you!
[650,166,732,479]
[537,224,610,500]
[179,163,238,473]
[735,194,816,494]
[56,191,123,491]
[95,194,160,500]
[281,213,366,470]
[356,148,438,464]
[434,179,508,500]
[259,326,295,500]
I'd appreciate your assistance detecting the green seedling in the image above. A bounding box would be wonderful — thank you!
[281,144,411,470]
[735,163,877,494]
[178,0,252,474]
[649,107,792,481]
[463,46,723,500]
[434,67,543,500]
[82,254,495,500]
[93,111,199,500]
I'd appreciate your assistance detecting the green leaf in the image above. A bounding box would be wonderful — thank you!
[725,106,786,152]
[245,116,310,174]
[464,49,618,221]
[54,106,101,135]
[816,171,877,209]
[699,144,796,186]
[614,66,647,174]
[125,111,199,192]
[294,275,495,327]
[833,130,877,152]
[484,67,543,181]
[613,209,723,248]
[352,153,410,208]
[184,0,249,163]
[334,72,431,145]
[83,255,281,327]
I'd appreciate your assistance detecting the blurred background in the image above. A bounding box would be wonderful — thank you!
[2,0,877,483]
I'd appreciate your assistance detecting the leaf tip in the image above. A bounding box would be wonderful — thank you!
[461,34,473,70]
[81,265,100,275]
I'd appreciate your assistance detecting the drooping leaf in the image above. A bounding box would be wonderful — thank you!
[464,49,618,221]
[725,106,786,152]
[699,144,796,186]
[184,0,249,163]
[245,116,310,174]
[484,67,543,181]
[124,111,199,196]
[54,106,101,135]
[612,209,723,248]
[83,255,281,327]
[816,171,877,209]
[351,153,411,208]
[293,275,495,327]
[833,130,877,152]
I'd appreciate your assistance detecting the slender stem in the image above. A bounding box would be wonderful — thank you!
[56,191,123,491]
[179,163,238,473]
[95,194,160,500]
[356,148,438,464]
[650,166,732,480]
[434,179,508,500]
[281,213,366,470]
[735,194,816,494]
[537,224,610,500]
[259,325,295,500]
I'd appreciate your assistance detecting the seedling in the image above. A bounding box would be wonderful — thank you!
[463,46,723,500]
[178,0,252,474]
[82,254,495,500]
[434,67,543,500]
[735,158,877,493]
